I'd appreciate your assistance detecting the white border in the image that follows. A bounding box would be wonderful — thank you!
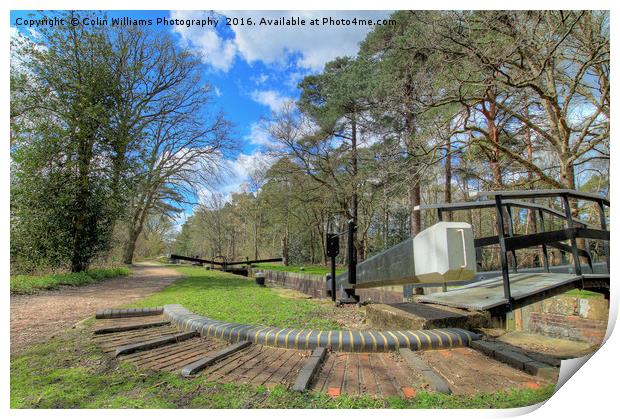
[3,1,617,418]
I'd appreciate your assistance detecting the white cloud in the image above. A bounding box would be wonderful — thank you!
[285,70,309,89]
[251,73,269,85]
[170,11,237,71]
[245,122,272,147]
[250,89,291,113]
[211,151,277,200]
[171,10,392,72]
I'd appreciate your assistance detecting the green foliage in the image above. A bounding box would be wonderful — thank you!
[11,12,232,272]
[10,267,131,294]
[11,12,126,273]
[563,289,605,299]
[133,266,341,330]
[173,10,609,271]
[10,318,555,408]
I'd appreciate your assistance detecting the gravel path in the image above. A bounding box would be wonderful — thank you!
[10,263,182,355]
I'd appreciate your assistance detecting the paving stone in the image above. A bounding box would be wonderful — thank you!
[291,347,327,392]
[523,360,559,380]
[114,331,198,356]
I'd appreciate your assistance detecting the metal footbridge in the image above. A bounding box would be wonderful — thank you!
[333,189,609,313]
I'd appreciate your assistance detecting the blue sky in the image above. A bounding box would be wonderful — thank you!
[11,9,392,222]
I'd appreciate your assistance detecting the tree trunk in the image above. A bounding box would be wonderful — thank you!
[123,229,140,265]
[444,137,453,222]
[350,113,365,262]
[254,219,259,260]
[122,203,150,264]
[480,92,503,189]
[281,223,289,266]
[560,159,587,263]
[409,182,421,235]
[383,191,389,249]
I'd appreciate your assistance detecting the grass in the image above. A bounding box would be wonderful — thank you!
[10,267,131,294]
[10,264,556,408]
[10,324,555,408]
[253,263,345,276]
[132,266,341,330]
[563,289,605,299]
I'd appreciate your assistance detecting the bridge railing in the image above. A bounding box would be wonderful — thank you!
[416,189,609,309]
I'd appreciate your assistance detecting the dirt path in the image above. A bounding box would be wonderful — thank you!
[10,263,182,355]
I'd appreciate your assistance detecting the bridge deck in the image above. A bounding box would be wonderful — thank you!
[416,272,594,311]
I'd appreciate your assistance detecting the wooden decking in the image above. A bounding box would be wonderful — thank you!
[311,352,425,398]
[91,309,557,397]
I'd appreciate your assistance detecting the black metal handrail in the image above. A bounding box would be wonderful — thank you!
[415,189,610,310]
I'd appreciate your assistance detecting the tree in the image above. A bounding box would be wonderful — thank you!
[297,58,379,260]
[121,90,232,264]
[169,10,609,272]
[424,11,609,190]
[11,12,122,272]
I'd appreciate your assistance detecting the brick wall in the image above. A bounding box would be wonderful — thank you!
[528,313,607,344]
[248,268,406,303]
[517,295,609,345]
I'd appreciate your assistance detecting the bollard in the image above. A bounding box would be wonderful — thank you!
[255,272,266,287]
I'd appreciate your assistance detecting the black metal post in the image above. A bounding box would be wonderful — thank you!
[537,209,550,272]
[330,254,337,302]
[326,232,341,302]
[597,200,610,272]
[494,195,512,309]
[561,194,582,276]
[437,209,443,222]
[347,219,357,287]
[506,205,518,273]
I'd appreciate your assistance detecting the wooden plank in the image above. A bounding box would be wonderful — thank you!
[133,341,210,367]
[115,331,198,357]
[94,326,179,345]
[97,329,183,352]
[372,353,400,397]
[145,347,208,369]
[312,353,336,393]
[342,353,360,396]
[202,345,259,378]
[159,348,219,372]
[514,308,523,331]
[278,351,311,389]
[95,314,166,329]
[93,320,171,335]
[180,341,252,377]
[238,347,287,383]
[384,352,422,395]
[263,350,307,388]
[325,353,347,395]
[122,338,206,361]
[417,272,580,310]
[357,353,379,396]
[250,348,298,386]
[220,346,269,383]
